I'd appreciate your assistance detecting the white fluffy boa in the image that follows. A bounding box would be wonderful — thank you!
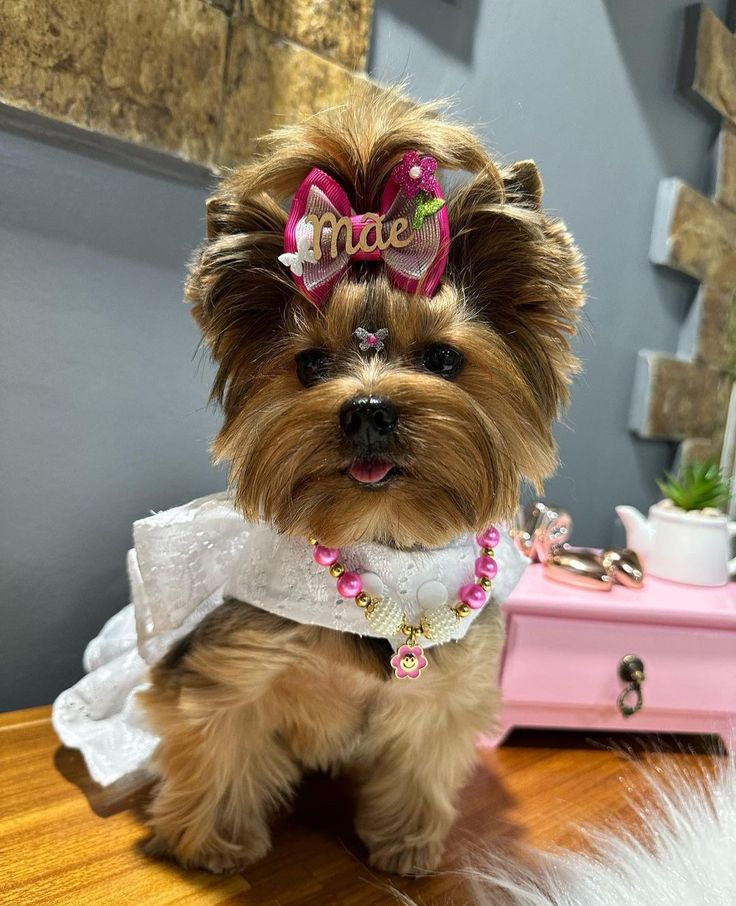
[407,749,736,905]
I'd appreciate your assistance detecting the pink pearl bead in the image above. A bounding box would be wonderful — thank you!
[476,527,500,549]
[475,555,498,579]
[337,571,363,598]
[314,545,340,567]
[460,582,487,610]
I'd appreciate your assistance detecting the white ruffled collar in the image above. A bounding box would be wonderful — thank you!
[131,492,528,666]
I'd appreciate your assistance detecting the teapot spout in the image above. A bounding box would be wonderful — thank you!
[615,505,653,561]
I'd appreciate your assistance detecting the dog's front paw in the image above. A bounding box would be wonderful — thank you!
[367,839,445,876]
[144,829,270,875]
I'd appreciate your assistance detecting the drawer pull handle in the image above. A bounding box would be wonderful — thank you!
[617,654,645,718]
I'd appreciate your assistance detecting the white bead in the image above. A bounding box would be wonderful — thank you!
[416,580,449,608]
[424,604,458,643]
[360,571,384,597]
[409,165,422,179]
[364,597,403,635]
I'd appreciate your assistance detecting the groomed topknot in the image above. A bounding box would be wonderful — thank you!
[225,83,501,211]
[188,83,584,424]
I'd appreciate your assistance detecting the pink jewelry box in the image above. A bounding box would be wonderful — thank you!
[486,564,736,751]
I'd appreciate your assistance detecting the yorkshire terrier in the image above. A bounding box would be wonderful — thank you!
[140,86,584,876]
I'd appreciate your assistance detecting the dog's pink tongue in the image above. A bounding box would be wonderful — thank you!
[349,461,393,484]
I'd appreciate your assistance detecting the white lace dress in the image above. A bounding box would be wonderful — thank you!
[52,492,528,787]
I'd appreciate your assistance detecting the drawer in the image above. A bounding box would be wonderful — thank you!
[501,614,736,715]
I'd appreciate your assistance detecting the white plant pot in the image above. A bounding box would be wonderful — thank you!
[643,504,736,587]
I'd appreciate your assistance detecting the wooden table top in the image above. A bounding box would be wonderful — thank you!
[0,706,719,905]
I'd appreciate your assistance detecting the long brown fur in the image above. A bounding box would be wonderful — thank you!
[142,84,585,876]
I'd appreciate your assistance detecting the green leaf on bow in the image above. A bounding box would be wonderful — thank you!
[412,192,446,230]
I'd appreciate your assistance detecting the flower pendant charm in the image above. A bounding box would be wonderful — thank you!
[390,643,428,679]
[354,327,388,353]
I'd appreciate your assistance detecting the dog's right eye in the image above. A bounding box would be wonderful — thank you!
[296,349,332,387]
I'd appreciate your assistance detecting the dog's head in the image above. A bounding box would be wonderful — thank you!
[189,87,584,549]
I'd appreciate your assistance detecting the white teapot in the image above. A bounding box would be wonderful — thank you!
[616,502,736,587]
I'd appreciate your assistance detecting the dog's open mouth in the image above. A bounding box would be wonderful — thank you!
[347,461,400,488]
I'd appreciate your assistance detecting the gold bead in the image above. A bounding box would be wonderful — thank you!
[482,547,495,557]
[329,563,345,578]
[455,603,472,618]
[477,576,492,591]
[355,592,371,607]
[309,537,319,546]
[401,621,419,639]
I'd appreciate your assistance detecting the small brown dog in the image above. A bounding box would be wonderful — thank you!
[141,86,584,876]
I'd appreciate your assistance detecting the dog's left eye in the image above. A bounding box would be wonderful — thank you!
[296,348,332,387]
[422,344,464,380]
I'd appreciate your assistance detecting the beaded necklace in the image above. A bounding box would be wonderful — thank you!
[308,526,501,678]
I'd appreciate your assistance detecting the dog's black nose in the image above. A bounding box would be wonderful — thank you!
[340,396,398,445]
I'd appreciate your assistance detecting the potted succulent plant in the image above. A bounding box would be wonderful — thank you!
[656,461,731,514]
[616,461,736,586]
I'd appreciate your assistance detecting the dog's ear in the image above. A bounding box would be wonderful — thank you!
[502,159,543,210]
[448,164,585,417]
[187,179,298,413]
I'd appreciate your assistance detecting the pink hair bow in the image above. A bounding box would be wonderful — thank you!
[279,152,450,306]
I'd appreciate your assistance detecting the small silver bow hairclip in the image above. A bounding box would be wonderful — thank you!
[354,327,388,352]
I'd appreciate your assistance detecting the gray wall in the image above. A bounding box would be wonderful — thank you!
[371,0,729,546]
[1,1,730,710]
[0,115,224,710]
